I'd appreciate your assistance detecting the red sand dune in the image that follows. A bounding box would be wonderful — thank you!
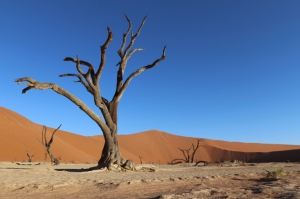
[1,106,300,164]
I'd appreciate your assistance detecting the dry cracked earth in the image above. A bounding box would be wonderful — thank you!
[0,162,300,198]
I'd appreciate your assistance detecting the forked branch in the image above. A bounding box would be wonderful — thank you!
[60,27,114,128]
[122,15,147,59]
[15,77,55,94]
[26,150,35,162]
[59,73,92,93]
[115,46,166,101]
[63,56,96,88]
[117,14,133,58]
[63,57,95,74]
[14,77,109,133]
[48,124,61,147]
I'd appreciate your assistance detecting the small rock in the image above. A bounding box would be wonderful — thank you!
[128,179,141,185]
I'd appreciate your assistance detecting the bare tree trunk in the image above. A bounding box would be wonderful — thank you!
[97,102,127,169]
[46,148,59,165]
[98,133,125,169]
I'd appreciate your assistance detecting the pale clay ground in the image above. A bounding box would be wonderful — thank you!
[0,162,300,199]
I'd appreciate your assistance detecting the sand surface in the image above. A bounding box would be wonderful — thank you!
[1,106,300,165]
[1,162,300,198]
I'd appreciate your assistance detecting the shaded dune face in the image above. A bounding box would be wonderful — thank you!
[1,106,300,164]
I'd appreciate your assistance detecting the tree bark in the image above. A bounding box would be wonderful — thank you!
[46,147,59,165]
[97,101,126,169]
[97,131,125,169]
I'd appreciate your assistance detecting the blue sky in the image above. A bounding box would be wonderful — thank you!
[1,1,299,145]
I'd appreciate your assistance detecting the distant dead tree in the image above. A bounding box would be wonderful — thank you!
[170,139,201,164]
[15,14,166,170]
[26,150,35,162]
[139,156,143,164]
[38,124,61,165]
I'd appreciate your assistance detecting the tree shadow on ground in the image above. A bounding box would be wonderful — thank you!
[54,166,103,173]
[0,168,32,170]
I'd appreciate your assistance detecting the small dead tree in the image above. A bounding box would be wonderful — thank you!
[38,124,61,165]
[171,139,201,164]
[15,14,166,170]
[26,150,35,162]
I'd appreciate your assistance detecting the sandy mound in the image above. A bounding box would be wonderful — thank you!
[1,106,300,164]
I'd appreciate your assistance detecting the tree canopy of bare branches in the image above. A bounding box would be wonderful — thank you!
[170,139,201,165]
[15,14,166,170]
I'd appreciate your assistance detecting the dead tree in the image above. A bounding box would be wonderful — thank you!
[15,14,166,170]
[26,150,35,162]
[38,124,61,165]
[170,139,201,164]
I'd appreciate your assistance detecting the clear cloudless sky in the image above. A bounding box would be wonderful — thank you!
[1,1,299,145]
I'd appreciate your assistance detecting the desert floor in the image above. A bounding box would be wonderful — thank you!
[0,162,300,199]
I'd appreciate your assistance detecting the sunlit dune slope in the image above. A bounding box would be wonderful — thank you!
[0,106,101,163]
[1,106,300,164]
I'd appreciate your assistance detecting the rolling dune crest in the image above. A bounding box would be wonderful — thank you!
[1,106,300,164]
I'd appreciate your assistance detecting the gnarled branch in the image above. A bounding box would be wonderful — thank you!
[48,124,61,146]
[97,27,114,78]
[14,77,110,134]
[123,15,147,58]
[61,29,114,128]
[63,56,95,75]
[114,15,148,95]
[115,46,166,102]
[59,73,93,94]
[15,77,55,94]
[117,14,132,58]
[63,56,96,88]
[127,48,144,59]
[178,147,191,162]
[191,139,201,163]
